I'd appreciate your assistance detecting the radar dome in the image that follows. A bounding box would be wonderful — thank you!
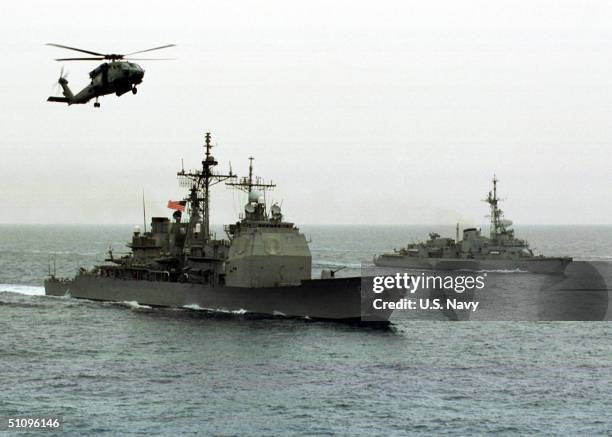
[248,190,262,203]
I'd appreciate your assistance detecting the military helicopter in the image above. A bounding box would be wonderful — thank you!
[47,43,175,108]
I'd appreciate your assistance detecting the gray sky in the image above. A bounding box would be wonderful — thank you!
[1,0,610,225]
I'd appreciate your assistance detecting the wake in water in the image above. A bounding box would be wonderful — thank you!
[183,304,248,315]
[313,260,363,269]
[116,301,152,310]
[0,284,45,296]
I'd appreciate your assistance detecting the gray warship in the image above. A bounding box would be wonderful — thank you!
[45,133,396,323]
[374,176,572,274]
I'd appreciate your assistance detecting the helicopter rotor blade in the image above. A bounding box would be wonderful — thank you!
[46,43,105,57]
[124,44,176,56]
[123,57,177,61]
[54,57,106,61]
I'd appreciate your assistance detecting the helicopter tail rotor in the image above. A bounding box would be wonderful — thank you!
[48,66,73,104]
[52,66,69,93]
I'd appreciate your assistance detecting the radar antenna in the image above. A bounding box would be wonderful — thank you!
[226,157,276,220]
[226,157,276,193]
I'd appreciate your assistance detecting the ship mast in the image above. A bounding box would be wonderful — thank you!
[227,157,275,194]
[226,157,276,220]
[485,174,504,239]
[177,132,235,240]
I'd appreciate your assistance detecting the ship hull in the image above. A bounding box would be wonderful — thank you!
[44,274,394,324]
[373,255,571,274]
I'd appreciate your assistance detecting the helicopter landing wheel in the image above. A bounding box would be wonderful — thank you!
[132,87,137,95]
[94,102,100,108]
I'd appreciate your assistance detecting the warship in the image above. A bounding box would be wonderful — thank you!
[374,176,572,274]
[45,133,396,323]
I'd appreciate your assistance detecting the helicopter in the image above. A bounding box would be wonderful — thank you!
[46,43,175,108]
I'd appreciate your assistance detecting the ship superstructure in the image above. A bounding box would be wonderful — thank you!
[224,157,311,288]
[102,132,236,285]
[459,175,533,259]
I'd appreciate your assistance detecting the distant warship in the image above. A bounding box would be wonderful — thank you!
[45,133,396,323]
[374,176,572,274]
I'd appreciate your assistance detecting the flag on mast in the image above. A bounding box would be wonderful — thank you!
[167,200,186,212]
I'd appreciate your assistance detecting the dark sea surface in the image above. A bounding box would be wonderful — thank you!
[1,225,611,435]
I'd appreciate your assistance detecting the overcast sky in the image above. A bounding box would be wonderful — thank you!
[1,0,611,225]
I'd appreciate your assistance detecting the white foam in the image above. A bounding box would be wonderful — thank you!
[314,260,362,269]
[120,301,152,309]
[0,284,45,296]
[183,304,248,315]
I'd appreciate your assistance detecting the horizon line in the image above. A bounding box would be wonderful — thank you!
[1,223,611,227]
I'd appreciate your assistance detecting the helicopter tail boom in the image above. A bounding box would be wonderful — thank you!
[47,96,70,103]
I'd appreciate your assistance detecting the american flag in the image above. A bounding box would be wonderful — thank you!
[167,200,186,212]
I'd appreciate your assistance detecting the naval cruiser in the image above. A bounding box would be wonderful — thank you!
[45,133,397,323]
[374,176,572,274]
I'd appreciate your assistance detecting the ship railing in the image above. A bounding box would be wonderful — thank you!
[148,270,171,281]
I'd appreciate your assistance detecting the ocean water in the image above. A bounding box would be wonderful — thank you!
[1,224,611,435]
